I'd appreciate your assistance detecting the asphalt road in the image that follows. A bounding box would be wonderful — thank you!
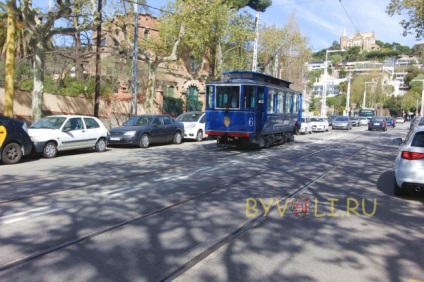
[0,123,422,282]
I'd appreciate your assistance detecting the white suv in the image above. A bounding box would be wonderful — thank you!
[29,115,109,158]
[176,112,207,141]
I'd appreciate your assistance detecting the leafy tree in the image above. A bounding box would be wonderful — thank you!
[386,0,424,39]
[10,0,101,121]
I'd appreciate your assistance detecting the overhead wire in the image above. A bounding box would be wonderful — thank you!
[337,0,359,33]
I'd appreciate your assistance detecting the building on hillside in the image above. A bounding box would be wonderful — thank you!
[340,30,380,51]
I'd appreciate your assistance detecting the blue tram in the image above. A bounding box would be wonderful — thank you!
[205,71,302,148]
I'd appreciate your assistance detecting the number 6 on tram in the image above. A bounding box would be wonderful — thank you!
[205,71,302,149]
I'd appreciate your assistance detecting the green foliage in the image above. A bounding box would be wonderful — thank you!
[386,0,424,39]
[364,50,401,60]
[186,98,203,111]
[163,96,184,117]
[227,0,272,12]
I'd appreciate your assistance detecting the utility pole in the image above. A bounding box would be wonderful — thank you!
[94,0,102,117]
[252,12,259,72]
[130,1,139,117]
[345,71,351,116]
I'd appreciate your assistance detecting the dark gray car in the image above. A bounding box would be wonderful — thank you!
[108,115,184,148]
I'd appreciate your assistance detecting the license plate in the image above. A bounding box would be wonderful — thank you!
[110,137,120,141]
[374,123,380,125]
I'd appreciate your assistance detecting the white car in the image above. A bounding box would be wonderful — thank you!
[396,117,405,124]
[299,117,312,134]
[359,117,369,126]
[309,116,329,132]
[176,111,207,141]
[29,115,109,158]
[393,126,424,196]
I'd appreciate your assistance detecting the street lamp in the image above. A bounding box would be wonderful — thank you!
[345,70,352,116]
[321,49,345,116]
[362,79,375,108]
[411,79,424,116]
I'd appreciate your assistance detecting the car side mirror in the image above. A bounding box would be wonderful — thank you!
[153,123,158,127]
[62,127,71,132]
[393,138,403,145]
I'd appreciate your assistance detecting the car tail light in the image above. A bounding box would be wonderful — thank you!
[401,151,424,160]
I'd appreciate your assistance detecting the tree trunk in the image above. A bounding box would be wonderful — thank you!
[32,40,45,121]
[146,62,158,114]
[4,2,16,117]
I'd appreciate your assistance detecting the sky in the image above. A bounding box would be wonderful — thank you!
[146,0,420,51]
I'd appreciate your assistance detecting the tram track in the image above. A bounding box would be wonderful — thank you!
[0,132,370,274]
[0,129,353,204]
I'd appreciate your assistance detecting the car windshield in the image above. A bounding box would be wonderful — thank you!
[176,113,203,122]
[124,116,153,126]
[372,117,384,122]
[310,118,323,122]
[30,117,66,129]
[335,117,349,121]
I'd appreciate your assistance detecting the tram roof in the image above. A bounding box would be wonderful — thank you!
[213,71,293,88]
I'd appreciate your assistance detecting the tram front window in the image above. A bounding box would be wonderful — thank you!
[216,86,240,109]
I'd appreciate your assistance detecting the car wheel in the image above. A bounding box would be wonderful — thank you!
[394,176,406,196]
[173,132,182,144]
[1,142,22,164]
[368,128,372,131]
[95,138,107,152]
[309,129,312,134]
[195,130,203,142]
[139,134,149,148]
[43,142,58,158]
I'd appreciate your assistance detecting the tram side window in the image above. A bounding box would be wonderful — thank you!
[277,92,284,113]
[216,86,240,108]
[293,94,298,113]
[268,91,275,114]
[206,86,214,109]
[287,93,293,113]
[244,86,256,109]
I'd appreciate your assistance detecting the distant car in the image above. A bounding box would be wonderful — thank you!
[29,115,109,158]
[332,116,352,130]
[299,117,312,134]
[0,115,33,164]
[393,127,424,196]
[176,111,207,141]
[386,117,396,127]
[309,117,329,132]
[350,117,360,127]
[359,117,369,126]
[108,115,184,148]
[368,116,387,131]
[396,117,405,124]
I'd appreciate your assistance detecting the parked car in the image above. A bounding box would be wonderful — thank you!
[29,115,109,158]
[393,127,424,196]
[409,116,424,131]
[108,115,184,148]
[0,115,33,164]
[386,117,396,127]
[368,116,387,131]
[176,111,207,141]
[396,117,405,124]
[359,117,369,126]
[309,117,329,132]
[327,115,338,126]
[299,117,313,134]
[332,116,352,130]
[350,117,360,127]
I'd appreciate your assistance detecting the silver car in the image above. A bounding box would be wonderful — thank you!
[332,116,352,130]
[393,126,424,196]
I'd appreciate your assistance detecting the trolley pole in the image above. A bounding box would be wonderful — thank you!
[130,1,139,118]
